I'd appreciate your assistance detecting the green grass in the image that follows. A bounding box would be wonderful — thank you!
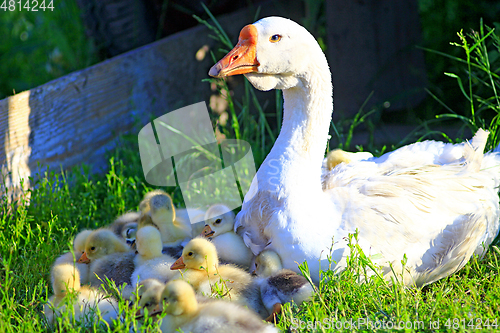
[0,0,99,99]
[1,9,500,333]
[1,149,500,332]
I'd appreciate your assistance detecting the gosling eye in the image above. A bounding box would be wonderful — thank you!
[90,246,96,251]
[269,34,282,43]
[187,251,194,257]
[214,219,222,225]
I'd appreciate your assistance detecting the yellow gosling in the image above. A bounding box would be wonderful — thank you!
[53,229,92,286]
[254,250,313,322]
[44,263,118,327]
[170,238,266,317]
[202,204,253,269]
[159,280,277,333]
[131,226,180,286]
[139,190,192,246]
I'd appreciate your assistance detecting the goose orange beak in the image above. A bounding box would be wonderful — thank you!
[209,24,259,78]
[77,252,90,264]
[171,256,185,270]
[201,225,215,238]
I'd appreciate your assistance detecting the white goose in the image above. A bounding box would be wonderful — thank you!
[209,17,500,287]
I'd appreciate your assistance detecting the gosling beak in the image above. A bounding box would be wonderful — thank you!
[209,24,259,78]
[201,225,215,238]
[77,252,90,264]
[170,256,186,270]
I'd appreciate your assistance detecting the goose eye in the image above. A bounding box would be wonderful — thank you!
[214,219,222,225]
[269,34,282,42]
[187,251,194,256]
[90,246,96,251]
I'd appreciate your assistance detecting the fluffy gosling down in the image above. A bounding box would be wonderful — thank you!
[254,250,314,322]
[201,204,253,269]
[131,226,180,287]
[139,190,192,246]
[134,278,165,321]
[44,263,118,327]
[78,228,135,289]
[107,211,140,246]
[325,149,373,170]
[170,237,266,317]
[53,229,92,286]
[159,280,278,333]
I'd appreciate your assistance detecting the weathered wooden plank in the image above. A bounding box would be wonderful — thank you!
[0,1,303,198]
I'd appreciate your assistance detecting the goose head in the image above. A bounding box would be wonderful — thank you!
[209,16,325,91]
[201,204,235,238]
[159,280,198,316]
[254,250,283,277]
[78,229,129,263]
[136,226,163,260]
[170,238,218,273]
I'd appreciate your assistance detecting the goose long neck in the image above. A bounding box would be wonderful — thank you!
[282,70,333,160]
[263,60,333,190]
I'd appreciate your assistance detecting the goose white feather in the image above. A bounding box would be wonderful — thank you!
[209,16,500,287]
